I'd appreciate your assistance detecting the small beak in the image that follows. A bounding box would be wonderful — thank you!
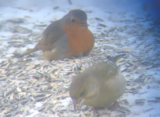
[79,98,85,107]
[72,98,84,110]
[80,23,88,27]
[72,98,78,110]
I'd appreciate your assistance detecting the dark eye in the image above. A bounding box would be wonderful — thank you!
[71,19,75,22]
[80,91,84,96]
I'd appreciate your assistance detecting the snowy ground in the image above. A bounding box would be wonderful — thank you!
[0,0,160,117]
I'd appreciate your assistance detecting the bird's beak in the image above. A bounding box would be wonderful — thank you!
[72,98,84,110]
[72,98,78,110]
[79,98,85,108]
[80,23,88,27]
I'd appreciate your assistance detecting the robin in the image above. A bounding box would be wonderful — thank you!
[15,9,94,61]
[69,54,126,110]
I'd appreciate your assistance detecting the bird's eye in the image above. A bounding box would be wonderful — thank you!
[80,91,84,96]
[71,19,75,22]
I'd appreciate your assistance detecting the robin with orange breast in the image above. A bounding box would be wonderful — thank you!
[14,9,94,61]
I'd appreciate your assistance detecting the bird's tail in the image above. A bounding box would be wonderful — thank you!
[13,47,39,58]
[107,54,126,65]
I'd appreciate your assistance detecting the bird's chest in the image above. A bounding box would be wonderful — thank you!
[63,24,93,56]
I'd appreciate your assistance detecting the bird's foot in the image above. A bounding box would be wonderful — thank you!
[108,101,120,111]
[89,107,105,113]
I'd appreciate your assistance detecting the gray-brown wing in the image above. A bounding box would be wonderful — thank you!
[36,19,65,51]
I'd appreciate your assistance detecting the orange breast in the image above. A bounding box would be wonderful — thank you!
[63,23,94,56]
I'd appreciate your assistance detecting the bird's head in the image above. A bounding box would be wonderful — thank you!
[63,9,88,27]
[69,74,87,110]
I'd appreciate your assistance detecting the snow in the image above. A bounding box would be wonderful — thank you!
[0,0,160,117]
